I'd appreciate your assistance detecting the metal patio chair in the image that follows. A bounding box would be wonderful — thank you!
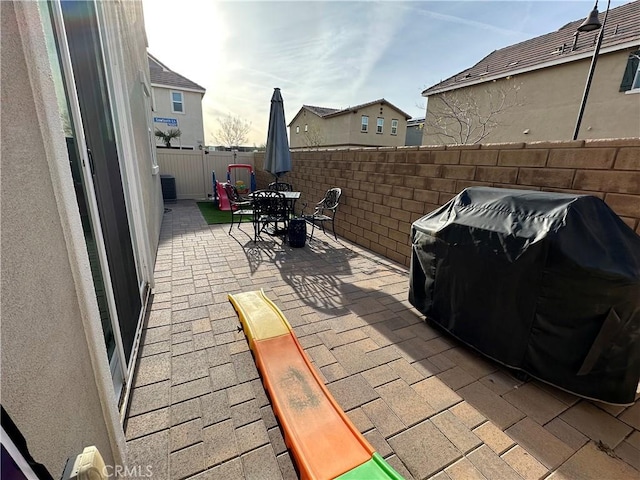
[225,183,254,234]
[302,187,342,241]
[252,190,288,242]
[268,181,294,192]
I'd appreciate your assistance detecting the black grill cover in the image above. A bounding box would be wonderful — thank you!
[409,187,640,405]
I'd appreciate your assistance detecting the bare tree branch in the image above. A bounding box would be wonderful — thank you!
[214,115,251,148]
[303,125,325,147]
[425,79,522,145]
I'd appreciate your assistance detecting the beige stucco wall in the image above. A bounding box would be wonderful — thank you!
[152,86,205,149]
[290,102,408,149]
[290,111,327,148]
[423,49,640,145]
[1,1,124,474]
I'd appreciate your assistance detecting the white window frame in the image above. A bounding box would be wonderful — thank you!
[304,124,308,132]
[151,88,157,111]
[171,90,184,114]
[361,115,368,132]
[391,119,398,135]
[632,62,640,91]
[296,125,300,134]
[376,117,384,134]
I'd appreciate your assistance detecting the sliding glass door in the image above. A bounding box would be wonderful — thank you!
[41,0,147,401]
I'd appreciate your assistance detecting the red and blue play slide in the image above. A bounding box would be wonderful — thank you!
[213,164,256,211]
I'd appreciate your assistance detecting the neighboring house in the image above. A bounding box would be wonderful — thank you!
[2,0,163,475]
[288,99,411,150]
[405,117,425,146]
[149,53,206,150]
[422,0,640,145]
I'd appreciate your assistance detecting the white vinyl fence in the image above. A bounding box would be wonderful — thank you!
[156,149,256,200]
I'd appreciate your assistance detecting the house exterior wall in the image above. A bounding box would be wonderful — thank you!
[256,139,640,268]
[1,1,124,474]
[423,49,640,145]
[152,86,205,149]
[406,123,425,146]
[290,103,408,149]
[289,111,326,148]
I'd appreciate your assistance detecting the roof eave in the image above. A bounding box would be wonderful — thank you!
[422,39,640,97]
[323,99,412,120]
[151,82,206,94]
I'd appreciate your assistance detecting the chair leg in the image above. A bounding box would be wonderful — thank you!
[332,216,337,240]
[308,219,316,241]
[229,212,234,234]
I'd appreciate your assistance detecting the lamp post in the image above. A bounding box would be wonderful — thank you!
[572,0,611,141]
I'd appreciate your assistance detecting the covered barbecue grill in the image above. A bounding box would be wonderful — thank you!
[409,187,640,405]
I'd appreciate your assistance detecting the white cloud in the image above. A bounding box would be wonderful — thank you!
[143,0,622,145]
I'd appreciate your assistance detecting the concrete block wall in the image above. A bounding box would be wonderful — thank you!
[255,138,640,267]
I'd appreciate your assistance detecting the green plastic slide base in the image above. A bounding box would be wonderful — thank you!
[336,453,405,480]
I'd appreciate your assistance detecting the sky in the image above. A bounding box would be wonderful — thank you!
[142,0,626,146]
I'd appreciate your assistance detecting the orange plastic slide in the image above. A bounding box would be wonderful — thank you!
[228,290,404,480]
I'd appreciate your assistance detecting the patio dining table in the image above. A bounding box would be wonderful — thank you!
[249,190,301,216]
[249,191,301,237]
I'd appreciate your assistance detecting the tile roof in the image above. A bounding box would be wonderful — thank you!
[148,53,206,93]
[300,99,412,120]
[423,0,640,96]
[303,105,341,117]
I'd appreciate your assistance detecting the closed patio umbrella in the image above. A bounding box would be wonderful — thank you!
[263,88,292,184]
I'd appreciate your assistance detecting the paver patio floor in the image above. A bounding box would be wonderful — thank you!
[125,200,640,480]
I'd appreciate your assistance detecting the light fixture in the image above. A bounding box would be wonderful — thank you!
[572,0,610,140]
[577,3,602,32]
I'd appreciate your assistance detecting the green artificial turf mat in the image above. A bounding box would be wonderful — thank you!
[196,201,252,225]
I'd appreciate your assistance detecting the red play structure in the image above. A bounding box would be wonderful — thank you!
[213,164,257,211]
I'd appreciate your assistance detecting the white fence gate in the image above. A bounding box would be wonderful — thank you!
[156,149,256,200]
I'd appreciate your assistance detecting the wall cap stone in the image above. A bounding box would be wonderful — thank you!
[584,138,640,147]
[525,140,584,148]
[481,142,525,150]
[447,144,481,150]
[420,144,447,150]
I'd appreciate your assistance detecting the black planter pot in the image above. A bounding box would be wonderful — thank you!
[288,218,306,248]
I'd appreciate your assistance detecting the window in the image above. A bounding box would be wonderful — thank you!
[376,117,384,134]
[171,91,184,113]
[296,125,300,134]
[619,51,640,92]
[304,124,308,132]
[391,119,398,135]
[361,115,368,132]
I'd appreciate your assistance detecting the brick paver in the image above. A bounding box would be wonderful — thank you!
[124,201,640,479]
[501,445,548,480]
[473,421,515,455]
[388,420,461,479]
